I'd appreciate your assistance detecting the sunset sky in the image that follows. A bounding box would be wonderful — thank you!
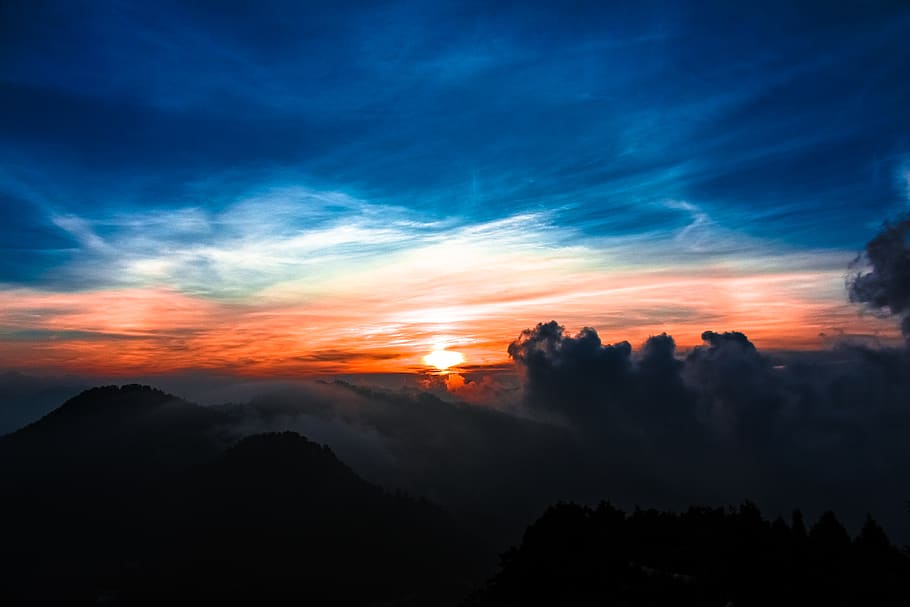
[2,1,909,376]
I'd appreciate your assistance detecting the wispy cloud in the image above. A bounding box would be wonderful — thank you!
[2,2,909,374]
[0,183,901,375]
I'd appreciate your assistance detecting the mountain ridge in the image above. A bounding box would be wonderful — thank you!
[0,384,476,606]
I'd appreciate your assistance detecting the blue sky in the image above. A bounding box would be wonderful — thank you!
[2,1,910,374]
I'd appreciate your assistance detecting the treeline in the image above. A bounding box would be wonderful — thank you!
[468,501,910,606]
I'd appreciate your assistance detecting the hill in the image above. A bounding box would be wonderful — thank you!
[0,385,475,605]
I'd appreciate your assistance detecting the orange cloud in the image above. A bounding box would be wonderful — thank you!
[0,262,900,377]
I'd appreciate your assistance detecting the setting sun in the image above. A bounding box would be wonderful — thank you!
[424,349,464,371]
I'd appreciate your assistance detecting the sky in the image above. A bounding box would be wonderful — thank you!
[2,0,910,376]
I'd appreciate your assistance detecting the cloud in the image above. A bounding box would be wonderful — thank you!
[506,319,910,542]
[683,330,778,441]
[9,182,902,377]
[848,214,910,339]
[507,320,634,422]
[442,372,519,407]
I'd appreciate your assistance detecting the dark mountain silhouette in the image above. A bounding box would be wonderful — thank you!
[466,501,910,607]
[2,384,231,466]
[0,385,476,605]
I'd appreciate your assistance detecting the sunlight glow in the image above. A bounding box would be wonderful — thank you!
[424,349,464,371]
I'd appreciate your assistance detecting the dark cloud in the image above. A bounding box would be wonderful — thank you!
[507,319,910,542]
[294,349,401,362]
[848,214,910,339]
[683,330,778,442]
[507,323,698,437]
[507,321,634,422]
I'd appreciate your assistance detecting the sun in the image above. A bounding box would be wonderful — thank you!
[424,348,464,371]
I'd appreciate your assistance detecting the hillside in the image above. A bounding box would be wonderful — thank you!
[0,385,475,605]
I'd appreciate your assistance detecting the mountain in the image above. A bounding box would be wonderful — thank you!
[0,385,475,606]
[6,384,904,606]
[2,384,231,463]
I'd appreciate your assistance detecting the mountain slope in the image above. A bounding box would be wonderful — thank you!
[0,385,475,606]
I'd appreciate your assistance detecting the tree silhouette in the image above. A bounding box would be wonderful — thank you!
[468,502,910,606]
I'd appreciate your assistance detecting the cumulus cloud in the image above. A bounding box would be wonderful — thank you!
[683,330,778,442]
[507,321,634,421]
[848,213,910,339]
[505,317,910,541]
